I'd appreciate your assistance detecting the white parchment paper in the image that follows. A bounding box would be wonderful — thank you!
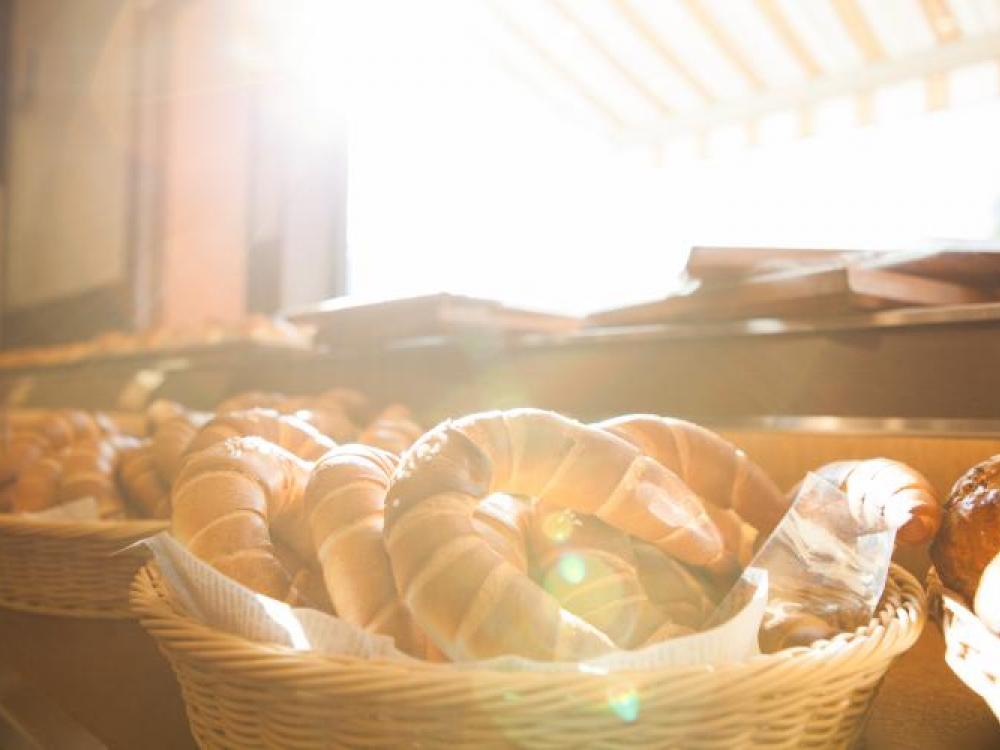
[138,532,768,672]
[28,496,100,521]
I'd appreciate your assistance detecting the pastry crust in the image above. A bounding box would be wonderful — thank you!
[931,455,1000,604]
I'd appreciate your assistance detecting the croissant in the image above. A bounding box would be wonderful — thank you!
[384,408,722,661]
[598,415,787,539]
[306,388,371,424]
[152,411,209,485]
[529,508,665,648]
[216,390,288,415]
[218,388,370,443]
[57,438,127,519]
[291,408,358,444]
[357,409,423,455]
[118,442,171,518]
[811,459,941,544]
[631,540,717,629]
[472,493,532,573]
[305,444,429,655]
[9,455,61,513]
[0,409,108,482]
[185,409,334,462]
[145,399,188,432]
[171,437,313,602]
[11,437,126,518]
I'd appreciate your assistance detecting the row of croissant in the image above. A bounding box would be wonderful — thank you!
[0,396,943,662]
[0,314,312,370]
[0,388,419,519]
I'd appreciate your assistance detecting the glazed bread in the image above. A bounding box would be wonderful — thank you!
[529,508,666,648]
[0,409,108,482]
[11,436,125,518]
[599,415,786,539]
[383,408,723,661]
[932,455,1000,622]
[305,444,429,655]
[814,458,940,544]
[118,442,171,518]
[186,409,334,462]
[171,437,313,602]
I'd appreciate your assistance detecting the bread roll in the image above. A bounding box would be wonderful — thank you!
[118,442,171,518]
[171,437,313,602]
[0,410,107,482]
[815,459,940,544]
[530,508,665,648]
[599,415,785,540]
[186,409,334,462]
[152,412,209,485]
[357,409,423,456]
[932,455,1000,608]
[384,408,723,661]
[11,436,126,518]
[305,444,429,655]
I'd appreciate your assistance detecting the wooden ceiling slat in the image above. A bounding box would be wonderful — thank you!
[546,0,674,115]
[627,30,1000,141]
[680,0,767,91]
[488,3,627,130]
[919,0,963,44]
[754,0,824,78]
[610,0,716,102]
[830,0,886,62]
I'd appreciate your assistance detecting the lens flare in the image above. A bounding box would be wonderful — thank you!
[607,685,640,723]
[541,509,576,543]
[557,553,586,585]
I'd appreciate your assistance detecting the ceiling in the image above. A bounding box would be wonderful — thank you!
[486,0,1000,144]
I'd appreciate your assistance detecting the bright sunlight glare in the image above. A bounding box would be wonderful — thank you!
[249,1,1000,315]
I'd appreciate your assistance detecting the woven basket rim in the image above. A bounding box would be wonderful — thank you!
[131,561,925,682]
[925,565,1000,719]
[0,512,165,538]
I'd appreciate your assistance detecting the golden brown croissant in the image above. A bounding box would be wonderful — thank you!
[118,442,171,518]
[145,399,188,432]
[292,408,358,444]
[472,493,532,573]
[215,390,289,415]
[304,444,429,655]
[0,409,108,482]
[598,415,786,539]
[357,409,423,456]
[171,437,313,602]
[384,408,723,661]
[305,388,371,424]
[152,412,209,485]
[631,540,717,629]
[11,437,126,518]
[812,459,941,544]
[530,508,666,649]
[185,409,334,462]
[217,389,365,443]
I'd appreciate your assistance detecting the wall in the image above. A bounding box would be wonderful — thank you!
[3,0,135,310]
[0,0,348,346]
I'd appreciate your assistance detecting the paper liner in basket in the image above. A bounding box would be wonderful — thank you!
[138,532,768,672]
[937,584,1000,718]
[26,496,101,521]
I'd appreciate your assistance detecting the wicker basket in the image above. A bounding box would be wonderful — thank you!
[132,563,925,749]
[0,513,165,617]
[926,567,1000,719]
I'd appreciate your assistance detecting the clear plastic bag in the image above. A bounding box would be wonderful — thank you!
[707,472,897,652]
